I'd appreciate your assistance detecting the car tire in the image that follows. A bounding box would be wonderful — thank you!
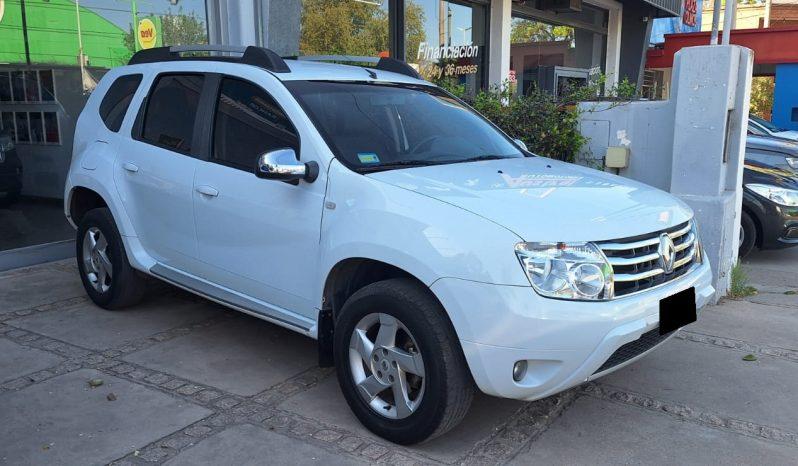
[739,210,757,258]
[76,208,146,309]
[334,278,474,445]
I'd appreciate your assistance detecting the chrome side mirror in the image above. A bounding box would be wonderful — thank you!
[513,139,528,151]
[256,148,319,183]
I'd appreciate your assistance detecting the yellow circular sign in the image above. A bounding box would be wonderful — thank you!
[137,18,157,49]
[0,0,6,24]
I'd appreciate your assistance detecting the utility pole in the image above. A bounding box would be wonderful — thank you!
[710,0,722,44]
[722,0,737,45]
[764,0,772,27]
[132,0,139,51]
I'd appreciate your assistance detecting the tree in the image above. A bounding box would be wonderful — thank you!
[510,19,572,44]
[749,76,774,120]
[300,0,425,59]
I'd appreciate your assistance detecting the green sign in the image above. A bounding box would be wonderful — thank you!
[0,0,129,68]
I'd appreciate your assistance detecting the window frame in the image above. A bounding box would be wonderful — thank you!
[204,75,302,173]
[99,73,144,133]
[133,72,210,157]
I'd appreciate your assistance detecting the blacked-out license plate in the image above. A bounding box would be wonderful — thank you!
[659,287,697,335]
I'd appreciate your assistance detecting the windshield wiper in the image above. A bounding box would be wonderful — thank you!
[457,155,513,163]
[358,160,445,173]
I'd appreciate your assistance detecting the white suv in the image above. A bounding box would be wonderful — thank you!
[65,46,714,444]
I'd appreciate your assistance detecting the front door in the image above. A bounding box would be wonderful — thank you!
[192,76,326,323]
[114,73,206,271]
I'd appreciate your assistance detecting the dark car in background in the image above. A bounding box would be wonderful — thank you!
[0,128,22,206]
[740,135,798,257]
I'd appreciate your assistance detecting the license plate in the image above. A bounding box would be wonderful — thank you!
[659,287,697,335]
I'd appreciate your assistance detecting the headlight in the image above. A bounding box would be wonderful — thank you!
[515,242,613,301]
[746,183,798,207]
[692,221,703,264]
[787,157,798,169]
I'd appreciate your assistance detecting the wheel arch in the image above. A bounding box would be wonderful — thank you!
[741,205,763,248]
[68,186,108,228]
[317,257,453,367]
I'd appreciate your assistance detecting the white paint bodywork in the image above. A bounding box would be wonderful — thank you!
[65,59,713,400]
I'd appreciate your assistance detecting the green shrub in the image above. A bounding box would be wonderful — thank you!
[439,77,636,163]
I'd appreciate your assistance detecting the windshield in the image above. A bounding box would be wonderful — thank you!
[285,81,524,172]
[751,115,784,133]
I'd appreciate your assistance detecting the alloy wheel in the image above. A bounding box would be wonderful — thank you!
[82,227,113,293]
[348,313,426,419]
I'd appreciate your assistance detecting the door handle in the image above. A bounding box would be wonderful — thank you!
[122,162,139,173]
[196,185,219,197]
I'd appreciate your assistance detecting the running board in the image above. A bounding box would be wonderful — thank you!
[150,263,315,336]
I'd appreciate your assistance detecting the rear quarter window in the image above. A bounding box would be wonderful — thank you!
[99,74,143,132]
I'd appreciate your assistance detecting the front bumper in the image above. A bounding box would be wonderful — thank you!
[431,259,714,401]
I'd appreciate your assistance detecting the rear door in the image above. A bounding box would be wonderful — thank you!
[191,74,326,324]
[114,73,208,271]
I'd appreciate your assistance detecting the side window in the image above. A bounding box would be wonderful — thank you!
[212,78,299,171]
[99,74,142,132]
[142,74,204,154]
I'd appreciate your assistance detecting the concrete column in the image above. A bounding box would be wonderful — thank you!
[669,45,753,298]
[206,0,263,46]
[487,0,512,89]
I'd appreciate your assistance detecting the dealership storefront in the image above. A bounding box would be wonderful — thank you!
[0,0,678,264]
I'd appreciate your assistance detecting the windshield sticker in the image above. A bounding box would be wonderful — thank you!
[357,152,380,164]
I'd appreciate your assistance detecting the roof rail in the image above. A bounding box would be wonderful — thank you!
[293,55,421,80]
[128,45,290,73]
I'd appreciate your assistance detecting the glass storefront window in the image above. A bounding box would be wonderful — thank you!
[0,0,209,253]
[266,1,391,64]
[511,5,608,96]
[405,0,487,95]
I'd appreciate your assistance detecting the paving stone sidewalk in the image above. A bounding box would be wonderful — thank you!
[1,250,796,465]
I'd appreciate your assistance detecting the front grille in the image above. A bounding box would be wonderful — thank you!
[598,221,698,297]
[593,327,673,374]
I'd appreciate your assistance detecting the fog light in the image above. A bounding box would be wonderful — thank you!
[512,360,528,382]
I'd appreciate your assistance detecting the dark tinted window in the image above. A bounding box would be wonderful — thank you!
[100,74,142,132]
[212,78,298,170]
[142,74,204,153]
[285,81,522,172]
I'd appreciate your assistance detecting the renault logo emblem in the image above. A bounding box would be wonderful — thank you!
[658,233,676,274]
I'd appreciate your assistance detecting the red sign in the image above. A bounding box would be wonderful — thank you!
[682,0,697,27]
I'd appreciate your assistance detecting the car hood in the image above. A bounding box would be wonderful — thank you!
[774,130,798,141]
[368,157,692,242]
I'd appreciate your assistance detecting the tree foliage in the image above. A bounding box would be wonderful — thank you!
[749,76,774,120]
[299,0,426,58]
[510,19,573,44]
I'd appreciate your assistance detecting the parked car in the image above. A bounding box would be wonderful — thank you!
[740,138,798,257]
[748,114,798,141]
[0,128,22,206]
[64,46,714,444]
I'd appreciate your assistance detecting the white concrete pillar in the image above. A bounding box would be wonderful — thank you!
[487,0,512,89]
[669,45,753,298]
[206,0,263,46]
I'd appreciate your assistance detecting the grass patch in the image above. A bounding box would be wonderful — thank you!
[729,262,757,299]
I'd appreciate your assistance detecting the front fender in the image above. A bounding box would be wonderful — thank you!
[317,160,529,308]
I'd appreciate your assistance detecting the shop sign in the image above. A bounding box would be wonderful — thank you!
[136,16,162,50]
[416,42,480,80]
[682,0,698,28]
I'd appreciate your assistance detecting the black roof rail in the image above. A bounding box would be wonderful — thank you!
[128,45,290,73]
[293,55,421,80]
